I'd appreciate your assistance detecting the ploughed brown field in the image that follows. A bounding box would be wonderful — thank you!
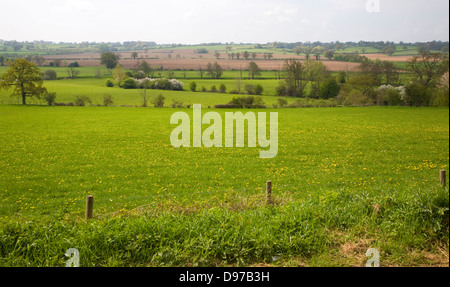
[43,49,413,71]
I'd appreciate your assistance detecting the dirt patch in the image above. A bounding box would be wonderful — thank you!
[43,50,413,71]
[361,53,414,62]
[43,51,361,72]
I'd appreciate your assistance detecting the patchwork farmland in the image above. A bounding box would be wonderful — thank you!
[0,40,448,268]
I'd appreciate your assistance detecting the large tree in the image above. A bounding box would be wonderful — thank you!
[276,59,308,98]
[0,58,47,105]
[304,60,329,98]
[138,61,154,78]
[248,62,261,79]
[100,52,119,69]
[206,62,223,79]
[408,51,449,87]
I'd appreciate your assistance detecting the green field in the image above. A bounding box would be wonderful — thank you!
[0,105,448,266]
[0,66,298,107]
[0,78,290,107]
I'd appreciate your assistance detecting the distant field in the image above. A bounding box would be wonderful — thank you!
[0,105,448,266]
[38,46,416,71]
[0,64,415,107]
[0,77,296,107]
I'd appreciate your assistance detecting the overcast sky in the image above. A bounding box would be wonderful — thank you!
[1,0,448,44]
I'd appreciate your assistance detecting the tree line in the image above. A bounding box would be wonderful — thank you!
[275,50,449,106]
[1,50,448,107]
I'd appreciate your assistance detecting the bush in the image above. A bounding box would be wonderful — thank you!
[229,89,242,94]
[244,84,255,95]
[42,70,57,80]
[133,71,145,79]
[404,82,431,107]
[152,94,165,108]
[275,84,287,97]
[103,94,114,107]
[227,95,266,108]
[253,96,266,108]
[171,99,184,108]
[214,104,242,108]
[276,98,288,108]
[432,72,449,107]
[74,95,92,106]
[43,92,56,106]
[122,78,137,89]
[134,78,183,91]
[219,84,227,94]
[320,78,340,99]
[376,85,403,106]
[189,81,197,92]
[254,84,264,95]
[339,89,373,106]
[68,61,79,67]
[106,79,114,87]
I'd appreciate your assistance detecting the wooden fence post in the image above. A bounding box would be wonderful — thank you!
[86,195,94,220]
[441,170,446,187]
[266,181,272,204]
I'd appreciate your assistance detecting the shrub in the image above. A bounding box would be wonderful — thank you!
[244,84,255,95]
[219,84,227,94]
[227,95,266,108]
[320,78,340,99]
[210,85,217,93]
[42,70,57,80]
[171,99,184,108]
[432,72,449,107]
[337,71,347,84]
[214,104,242,108]
[189,81,197,92]
[122,78,137,89]
[195,48,208,54]
[106,79,114,87]
[376,85,403,106]
[254,84,264,95]
[54,102,74,106]
[68,61,80,67]
[74,95,92,106]
[404,82,431,107]
[133,78,184,91]
[253,96,266,108]
[154,78,171,90]
[43,92,56,106]
[103,94,114,107]
[277,98,288,108]
[340,90,373,106]
[169,79,183,91]
[275,83,287,97]
[152,94,165,108]
[133,71,146,79]
[229,89,241,94]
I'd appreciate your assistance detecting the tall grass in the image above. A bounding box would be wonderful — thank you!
[0,106,448,266]
[0,185,447,267]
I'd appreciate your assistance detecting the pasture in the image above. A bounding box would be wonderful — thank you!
[0,105,448,266]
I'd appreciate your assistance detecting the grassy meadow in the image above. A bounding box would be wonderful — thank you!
[0,66,298,107]
[0,104,448,266]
